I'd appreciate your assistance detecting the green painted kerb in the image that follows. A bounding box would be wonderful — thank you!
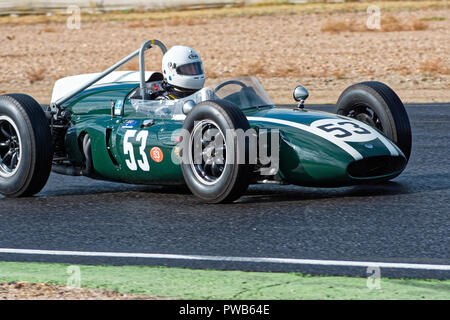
[0,262,449,300]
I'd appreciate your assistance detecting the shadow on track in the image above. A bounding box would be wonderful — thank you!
[2,173,448,206]
[238,172,450,204]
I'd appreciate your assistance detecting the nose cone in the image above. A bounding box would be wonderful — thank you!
[248,107,407,187]
[279,132,407,187]
[279,132,353,187]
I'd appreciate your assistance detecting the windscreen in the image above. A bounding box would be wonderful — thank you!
[206,76,274,110]
[130,76,274,118]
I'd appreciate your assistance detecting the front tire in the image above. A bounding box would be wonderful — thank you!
[181,100,252,203]
[0,94,53,197]
[336,81,412,161]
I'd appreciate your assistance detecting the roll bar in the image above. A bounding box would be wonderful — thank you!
[53,39,167,108]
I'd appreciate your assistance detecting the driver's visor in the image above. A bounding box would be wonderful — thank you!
[176,62,204,76]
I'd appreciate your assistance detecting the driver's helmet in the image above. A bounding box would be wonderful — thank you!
[162,45,205,91]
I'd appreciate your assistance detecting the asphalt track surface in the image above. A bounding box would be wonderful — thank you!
[0,104,449,279]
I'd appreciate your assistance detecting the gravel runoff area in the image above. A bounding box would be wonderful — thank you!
[0,282,165,300]
[0,6,449,104]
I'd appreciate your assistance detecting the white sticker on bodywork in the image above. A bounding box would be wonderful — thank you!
[248,116,400,159]
[248,117,364,160]
[310,118,378,143]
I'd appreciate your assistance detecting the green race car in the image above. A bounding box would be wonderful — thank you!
[0,40,411,203]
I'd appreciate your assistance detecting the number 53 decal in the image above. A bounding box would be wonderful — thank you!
[310,119,378,142]
[123,130,150,171]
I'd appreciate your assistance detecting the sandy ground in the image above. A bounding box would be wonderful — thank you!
[0,282,165,300]
[0,8,449,104]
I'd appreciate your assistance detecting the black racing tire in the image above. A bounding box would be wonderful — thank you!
[336,81,412,161]
[181,100,251,203]
[0,94,53,197]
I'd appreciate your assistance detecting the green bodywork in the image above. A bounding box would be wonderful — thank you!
[61,81,406,188]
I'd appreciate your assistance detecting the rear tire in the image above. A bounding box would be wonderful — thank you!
[0,94,53,197]
[181,100,252,203]
[336,81,412,161]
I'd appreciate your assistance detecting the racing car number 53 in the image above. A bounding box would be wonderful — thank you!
[123,130,150,171]
[311,118,378,142]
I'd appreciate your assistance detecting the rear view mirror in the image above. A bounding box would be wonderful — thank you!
[293,86,309,109]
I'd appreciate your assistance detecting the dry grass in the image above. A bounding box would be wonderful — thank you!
[321,19,362,33]
[419,58,450,75]
[26,66,46,84]
[42,26,55,32]
[126,18,206,29]
[166,18,207,26]
[0,1,446,25]
[118,59,145,72]
[123,60,140,71]
[126,20,162,28]
[232,59,301,78]
[332,69,347,79]
[212,59,382,80]
[241,60,266,76]
[311,66,331,78]
[210,57,348,79]
[411,19,428,30]
[206,68,223,79]
[211,59,340,79]
[118,54,162,73]
[388,65,412,76]
[410,19,428,30]
[321,14,428,33]
[1,3,448,104]
[420,16,445,21]
[381,14,428,31]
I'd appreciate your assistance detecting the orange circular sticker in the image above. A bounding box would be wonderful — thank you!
[150,147,164,163]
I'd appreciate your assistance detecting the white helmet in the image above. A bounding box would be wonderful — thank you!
[162,45,205,91]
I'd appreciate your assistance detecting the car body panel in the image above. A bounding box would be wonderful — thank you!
[61,77,407,188]
[245,108,404,186]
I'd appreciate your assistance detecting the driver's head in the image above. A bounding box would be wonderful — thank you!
[162,45,205,91]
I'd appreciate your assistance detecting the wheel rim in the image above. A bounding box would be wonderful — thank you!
[347,105,383,132]
[0,116,22,178]
[189,120,227,185]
